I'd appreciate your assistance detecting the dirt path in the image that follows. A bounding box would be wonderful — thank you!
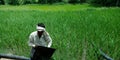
[82,39,87,60]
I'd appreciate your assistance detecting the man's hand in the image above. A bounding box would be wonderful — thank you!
[32,45,36,47]
[32,45,39,49]
[32,45,39,48]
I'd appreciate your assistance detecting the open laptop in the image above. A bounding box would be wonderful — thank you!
[33,46,56,58]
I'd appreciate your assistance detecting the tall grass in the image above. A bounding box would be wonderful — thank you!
[0,4,92,11]
[0,5,120,60]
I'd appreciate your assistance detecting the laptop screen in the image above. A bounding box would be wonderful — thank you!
[34,46,56,58]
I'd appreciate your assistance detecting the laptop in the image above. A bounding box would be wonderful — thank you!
[33,46,56,58]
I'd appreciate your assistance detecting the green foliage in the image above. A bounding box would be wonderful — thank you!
[38,0,61,4]
[1,0,86,5]
[68,0,79,3]
[65,0,86,4]
[0,4,92,11]
[10,0,19,5]
[3,0,9,5]
[17,0,26,5]
[0,0,5,4]
[0,0,119,6]
[38,0,48,4]
[88,0,120,6]
[0,5,120,59]
[31,0,39,3]
[62,0,69,3]
[3,0,25,5]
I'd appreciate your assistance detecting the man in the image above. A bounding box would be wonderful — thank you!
[28,23,52,60]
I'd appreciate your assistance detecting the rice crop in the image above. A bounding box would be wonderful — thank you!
[0,4,120,60]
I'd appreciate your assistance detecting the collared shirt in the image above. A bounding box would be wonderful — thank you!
[28,31,52,47]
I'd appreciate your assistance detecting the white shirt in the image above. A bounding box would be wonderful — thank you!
[28,31,52,47]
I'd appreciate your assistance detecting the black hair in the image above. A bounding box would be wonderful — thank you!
[37,23,45,28]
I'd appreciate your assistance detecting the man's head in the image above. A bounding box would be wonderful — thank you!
[36,23,45,32]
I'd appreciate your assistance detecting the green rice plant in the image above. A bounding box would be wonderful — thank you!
[0,5,120,60]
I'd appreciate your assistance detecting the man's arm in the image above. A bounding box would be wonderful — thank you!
[44,31,52,47]
[28,34,35,47]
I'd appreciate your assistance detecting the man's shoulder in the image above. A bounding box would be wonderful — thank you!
[43,31,49,36]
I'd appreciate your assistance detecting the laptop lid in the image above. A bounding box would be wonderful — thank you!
[34,46,56,58]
